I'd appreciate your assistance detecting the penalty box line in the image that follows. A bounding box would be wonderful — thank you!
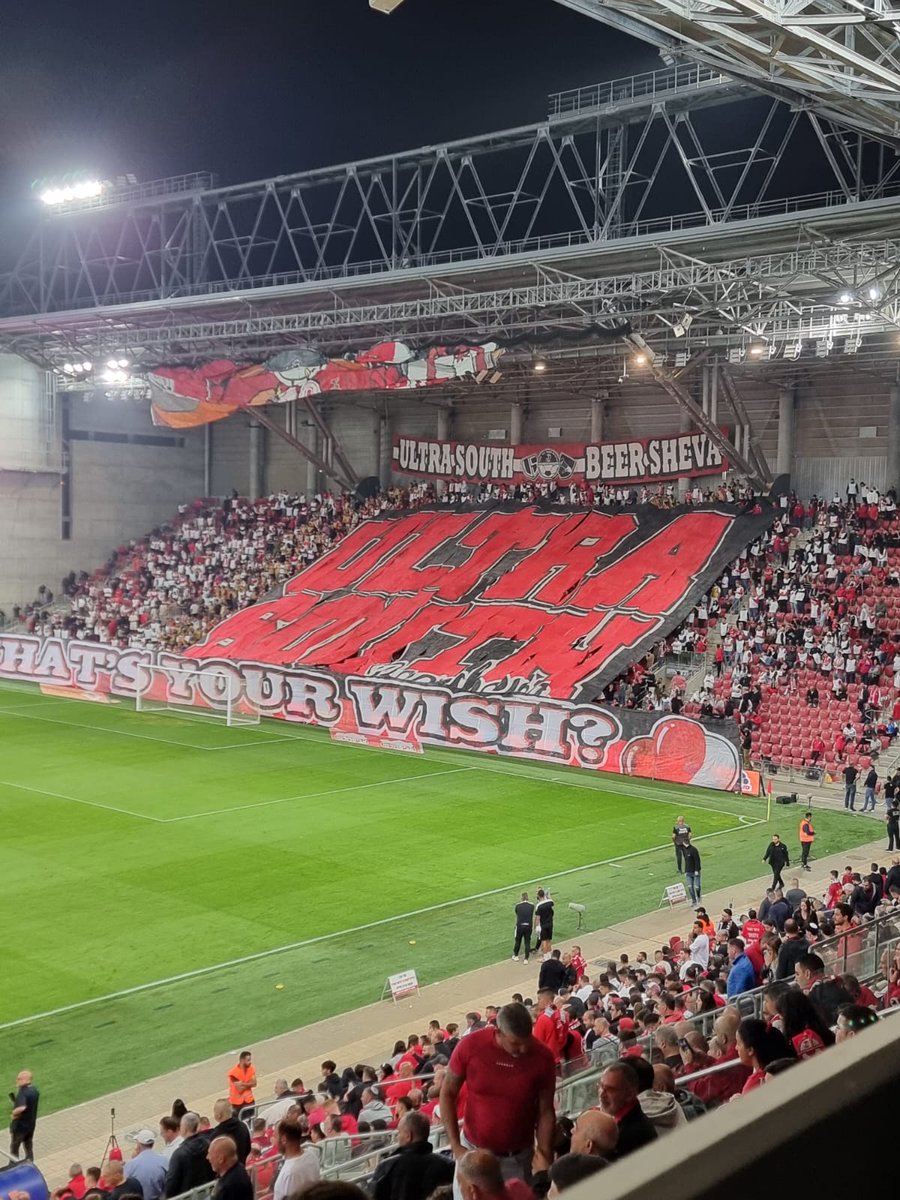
[0,819,759,1034]
[0,766,480,827]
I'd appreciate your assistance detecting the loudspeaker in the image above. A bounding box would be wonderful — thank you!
[776,792,799,805]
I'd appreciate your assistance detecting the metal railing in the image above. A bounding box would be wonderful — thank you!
[548,64,732,119]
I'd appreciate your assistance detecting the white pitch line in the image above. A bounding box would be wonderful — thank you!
[462,760,756,820]
[0,817,760,1033]
[0,778,164,823]
[159,765,479,823]
[0,704,217,751]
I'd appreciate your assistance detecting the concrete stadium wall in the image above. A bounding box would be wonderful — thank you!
[0,387,204,614]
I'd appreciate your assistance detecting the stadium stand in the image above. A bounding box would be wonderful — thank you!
[42,851,900,1198]
[21,479,900,776]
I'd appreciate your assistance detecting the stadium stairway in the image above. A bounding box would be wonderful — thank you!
[33,833,890,1188]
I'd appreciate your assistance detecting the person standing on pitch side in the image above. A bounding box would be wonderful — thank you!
[798,812,815,871]
[533,889,555,960]
[9,1069,39,1161]
[672,816,692,876]
[763,834,790,890]
[682,840,702,905]
[512,892,535,962]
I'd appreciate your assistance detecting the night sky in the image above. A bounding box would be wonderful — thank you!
[0,0,656,200]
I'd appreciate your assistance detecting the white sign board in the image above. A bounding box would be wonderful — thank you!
[384,969,420,1002]
[662,883,689,908]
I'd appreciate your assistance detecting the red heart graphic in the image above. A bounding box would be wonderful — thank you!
[621,717,708,783]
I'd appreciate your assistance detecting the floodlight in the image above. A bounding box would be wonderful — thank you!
[748,343,765,357]
[533,359,547,372]
[62,362,74,374]
[40,180,104,206]
[839,291,853,304]
[633,353,647,366]
[82,361,92,372]
[868,286,881,301]
[370,0,407,11]
[72,363,84,373]
[118,357,129,368]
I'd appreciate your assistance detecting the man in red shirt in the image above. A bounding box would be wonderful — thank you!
[441,1003,556,1185]
[532,990,567,1063]
[741,909,765,944]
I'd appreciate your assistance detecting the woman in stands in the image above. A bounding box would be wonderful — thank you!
[774,990,833,1059]
[734,1018,795,1094]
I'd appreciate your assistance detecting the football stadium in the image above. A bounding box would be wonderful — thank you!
[2,1,900,1198]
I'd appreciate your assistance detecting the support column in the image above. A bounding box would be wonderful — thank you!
[379,412,391,488]
[248,420,263,501]
[306,424,319,495]
[204,423,212,497]
[510,402,523,445]
[888,382,900,495]
[435,407,451,496]
[709,364,718,425]
[590,396,605,442]
[677,406,692,499]
[776,385,795,478]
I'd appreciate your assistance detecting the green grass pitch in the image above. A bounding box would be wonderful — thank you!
[0,679,876,1113]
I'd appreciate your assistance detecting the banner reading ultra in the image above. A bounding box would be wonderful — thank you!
[392,432,726,486]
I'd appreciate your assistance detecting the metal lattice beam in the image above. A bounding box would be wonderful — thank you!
[552,0,900,143]
[4,228,899,378]
[1,66,899,321]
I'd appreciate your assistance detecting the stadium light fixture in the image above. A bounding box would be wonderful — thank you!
[839,291,854,304]
[369,0,407,11]
[748,342,766,357]
[40,180,104,206]
[868,286,881,301]
[633,353,647,366]
[533,359,547,372]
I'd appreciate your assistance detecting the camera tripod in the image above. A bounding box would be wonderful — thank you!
[100,1107,120,1168]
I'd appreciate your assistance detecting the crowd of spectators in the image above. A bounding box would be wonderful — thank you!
[593,482,900,776]
[21,485,435,653]
[50,852,900,1200]
[14,474,760,662]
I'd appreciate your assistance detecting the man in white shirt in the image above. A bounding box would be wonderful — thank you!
[274,1117,320,1200]
[158,1116,183,1162]
[688,921,710,970]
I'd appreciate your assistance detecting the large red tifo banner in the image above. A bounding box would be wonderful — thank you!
[0,636,743,790]
[184,504,771,701]
[392,432,726,486]
[147,342,503,429]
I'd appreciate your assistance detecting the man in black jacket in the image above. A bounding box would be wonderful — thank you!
[164,1114,214,1198]
[208,1100,251,1164]
[763,834,790,890]
[597,1062,657,1158]
[774,919,809,980]
[207,1137,252,1200]
[370,1111,453,1200]
[537,949,568,993]
[512,892,535,963]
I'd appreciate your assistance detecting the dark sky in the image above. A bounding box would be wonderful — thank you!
[0,0,655,197]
